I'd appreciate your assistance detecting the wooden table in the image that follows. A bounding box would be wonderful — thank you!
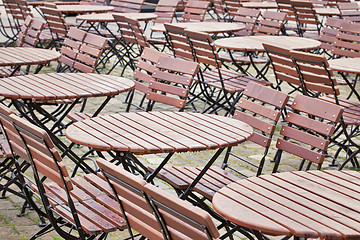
[56,4,114,14]
[214,36,321,79]
[213,170,360,239]
[0,72,134,173]
[329,57,360,101]
[151,22,245,34]
[0,47,60,76]
[65,111,253,196]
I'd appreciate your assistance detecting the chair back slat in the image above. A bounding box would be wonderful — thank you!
[332,22,360,58]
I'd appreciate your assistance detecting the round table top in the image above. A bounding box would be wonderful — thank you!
[56,4,114,14]
[65,111,253,154]
[328,57,360,75]
[76,12,158,22]
[0,47,60,67]
[214,35,321,52]
[28,1,80,6]
[151,22,245,34]
[213,170,360,239]
[0,72,134,101]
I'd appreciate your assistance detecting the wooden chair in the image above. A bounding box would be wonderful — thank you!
[337,2,360,22]
[184,29,271,114]
[253,11,287,36]
[109,0,145,13]
[272,94,344,172]
[96,158,220,240]
[223,0,242,17]
[0,16,46,78]
[40,6,70,49]
[9,112,127,240]
[181,0,210,22]
[317,17,351,58]
[145,55,200,111]
[276,0,298,35]
[290,0,322,38]
[126,47,169,111]
[164,23,193,60]
[149,82,289,205]
[2,0,32,35]
[152,0,179,24]
[331,22,360,58]
[57,27,108,73]
[232,7,261,36]
[289,50,360,168]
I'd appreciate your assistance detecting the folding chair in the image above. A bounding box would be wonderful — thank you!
[290,0,322,38]
[232,7,261,36]
[97,158,221,240]
[109,0,145,13]
[276,0,298,35]
[337,2,360,22]
[185,29,271,114]
[181,0,210,22]
[289,49,360,170]
[317,17,350,58]
[272,94,344,172]
[253,11,287,36]
[9,112,127,240]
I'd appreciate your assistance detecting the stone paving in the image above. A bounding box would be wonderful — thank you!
[0,2,359,240]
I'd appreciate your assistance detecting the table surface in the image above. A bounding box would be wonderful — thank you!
[213,170,360,239]
[0,47,60,67]
[28,1,80,6]
[214,35,321,52]
[65,111,253,155]
[76,12,158,22]
[151,22,245,34]
[0,72,134,101]
[328,57,360,75]
[56,4,114,14]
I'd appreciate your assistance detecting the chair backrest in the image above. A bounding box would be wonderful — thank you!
[181,0,210,22]
[40,6,69,41]
[290,49,341,99]
[233,81,289,176]
[290,0,321,37]
[113,13,137,46]
[331,22,360,58]
[185,29,221,69]
[125,16,150,49]
[223,0,242,17]
[146,55,199,111]
[263,43,305,95]
[164,23,194,61]
[96,158,165,239]
[144,183,220,240]
[272,94,343,172]
[128,47,169,111]
[318,17,351,57]
[276,0,296,22]
[337,2,360,22]
[232,7,261,36]
[153,0,179,24]
[254,11,287,36]
[110,0,145,13]
[3,0,33,30]
[96,158,220,240]
[212,0,228,21]
[58,27,108,73]
[16,16,45,47]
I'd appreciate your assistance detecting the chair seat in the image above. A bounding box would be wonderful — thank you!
[148,165,242,200]
[0,67,20,78]
[36,173,127,236]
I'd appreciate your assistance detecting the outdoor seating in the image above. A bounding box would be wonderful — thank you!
[253,11,287,36]
[6,108,127,240]
[337,2,360,22]
[149,82,289,202]
[96,158,221,240]
[291,0,322,38]
[180,0,210,22]
[109,0,145,13]
[231,7,261,36]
